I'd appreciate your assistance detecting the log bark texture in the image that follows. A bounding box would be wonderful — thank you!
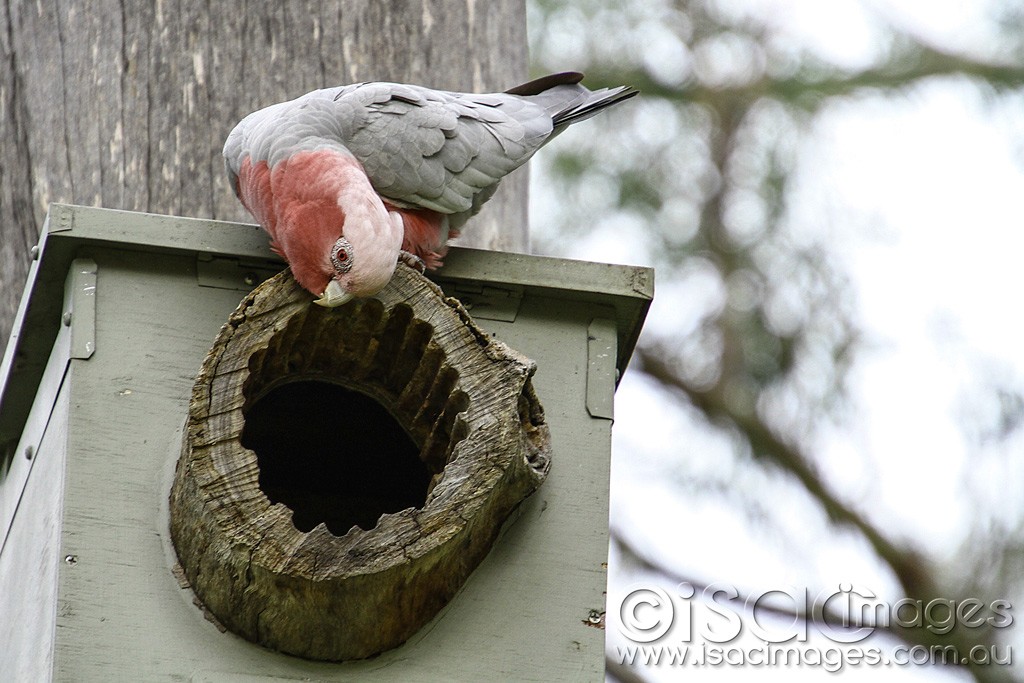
[0,0,528,350]
[170,264,551,660]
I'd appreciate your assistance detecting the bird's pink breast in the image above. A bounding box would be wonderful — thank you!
[237,148,450,271]
[237,149,357,296]
[237,150,353,255]
[237,156,277,243]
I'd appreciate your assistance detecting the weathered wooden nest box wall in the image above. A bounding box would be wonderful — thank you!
[0,204,652,681]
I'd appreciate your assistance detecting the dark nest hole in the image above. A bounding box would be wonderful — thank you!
[235,302,474,537]
[241,380,430,535]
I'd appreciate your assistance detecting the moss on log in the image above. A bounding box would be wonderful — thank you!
[169,265,551,660]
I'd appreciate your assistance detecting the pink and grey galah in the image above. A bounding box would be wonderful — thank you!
[223,72,637,307]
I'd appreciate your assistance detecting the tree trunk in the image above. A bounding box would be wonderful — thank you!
[0,0,528,351]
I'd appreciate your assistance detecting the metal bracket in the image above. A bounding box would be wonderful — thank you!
[446,281,524,322]
[586,318,617,420]
[47,204,75,233]
[196,254,282,291]
[64,258,97,360]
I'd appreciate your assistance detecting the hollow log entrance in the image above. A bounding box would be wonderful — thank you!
[169,266,552,661]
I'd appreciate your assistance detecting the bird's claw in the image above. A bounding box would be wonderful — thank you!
[398,250,427,273]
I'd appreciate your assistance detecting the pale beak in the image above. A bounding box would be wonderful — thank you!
[314,280,354,307]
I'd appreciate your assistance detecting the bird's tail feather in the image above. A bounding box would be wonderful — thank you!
[550,84,638,128]
[506,71,638,130]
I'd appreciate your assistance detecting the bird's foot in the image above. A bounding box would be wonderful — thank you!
[398,250,427,273]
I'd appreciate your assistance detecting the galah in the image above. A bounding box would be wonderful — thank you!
[223,72,637,307]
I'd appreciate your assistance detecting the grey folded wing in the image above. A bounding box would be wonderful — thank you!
[324,82,555,216]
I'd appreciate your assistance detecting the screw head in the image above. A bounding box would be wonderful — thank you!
[64,554,78,565]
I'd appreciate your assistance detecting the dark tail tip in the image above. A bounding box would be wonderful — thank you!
[551,85,639,128]
[505,71,585,96]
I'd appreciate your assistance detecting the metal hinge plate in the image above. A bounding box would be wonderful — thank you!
[65,258,97,360]
[196,254,282,291]
[445,281,524,322]
[586,318,617,420]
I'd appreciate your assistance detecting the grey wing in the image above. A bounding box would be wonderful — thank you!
[334,83,555,214]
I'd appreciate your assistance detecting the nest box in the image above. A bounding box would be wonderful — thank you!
[0,204,652,681]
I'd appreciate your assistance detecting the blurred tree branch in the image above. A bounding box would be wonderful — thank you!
[636,343,935,601]
[531,2,1024,681]
[582,29,1024,106]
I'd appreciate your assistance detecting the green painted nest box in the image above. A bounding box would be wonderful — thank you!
[0,204,652,681]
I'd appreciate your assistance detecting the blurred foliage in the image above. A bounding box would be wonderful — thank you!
[527,1,1024,681]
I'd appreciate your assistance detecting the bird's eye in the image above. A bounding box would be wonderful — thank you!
[331,237,354,274]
